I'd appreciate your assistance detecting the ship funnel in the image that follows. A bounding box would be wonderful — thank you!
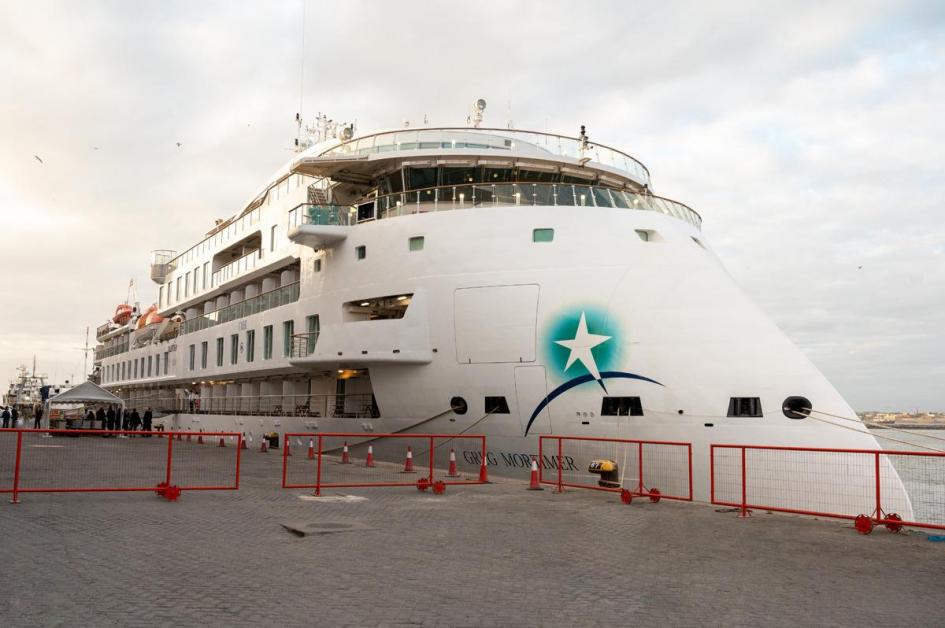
[149,249,177,284]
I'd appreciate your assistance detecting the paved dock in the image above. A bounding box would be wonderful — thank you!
[1,441,943,627]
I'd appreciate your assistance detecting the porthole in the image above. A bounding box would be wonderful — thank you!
[782,396,811,420]
[450,396,468,415]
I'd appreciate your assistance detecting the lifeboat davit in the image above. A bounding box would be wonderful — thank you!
[113,304,133,325]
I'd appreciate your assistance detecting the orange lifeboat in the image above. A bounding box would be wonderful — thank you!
[136,305,164,329]
[113,304,133,325]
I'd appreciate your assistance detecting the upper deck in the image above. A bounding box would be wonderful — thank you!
[293,127,651,189]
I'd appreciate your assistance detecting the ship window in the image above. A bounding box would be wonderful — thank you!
[188,345,195,371]
[246,329,255,363]
[532,228,554,243]
[406,167,437,191]
[610,190,630,209]
[601,397,643,416]
[409,236,424,251]
[441,167,476,186]
[282,320,294,357]
[163,351,169,375]
[155,354,160,376]
[263,325,273,360]
[147,356,152,377]
[451,396,468,415]
[484,396,510,414]
[635,229,652,242]
[356,245,366,260]
[270,225,277,252]
[202,262,209,289]
[230,334,239,365]
[200,342,207,369]
[727,397,762,418]
[484,167,512,183]
[216,337,224,367]
[574,186,592,206]
[313,258,322,273]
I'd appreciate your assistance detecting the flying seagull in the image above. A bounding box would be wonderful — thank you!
[33,155,43,164]
[176,142,182,148]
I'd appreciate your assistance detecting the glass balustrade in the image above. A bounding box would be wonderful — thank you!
[180,282,300,335]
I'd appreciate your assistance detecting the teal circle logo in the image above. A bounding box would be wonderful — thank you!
[544,306,622,382]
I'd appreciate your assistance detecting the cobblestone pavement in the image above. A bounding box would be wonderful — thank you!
[1,438,944,627]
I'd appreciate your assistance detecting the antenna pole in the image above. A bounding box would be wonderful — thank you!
[296,0,307,149]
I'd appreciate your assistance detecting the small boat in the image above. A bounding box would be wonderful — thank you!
[113,304,133,325]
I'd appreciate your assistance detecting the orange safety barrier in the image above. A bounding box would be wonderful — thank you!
[0,428,242,504]
[282,432,488,495]
[710,444,945,533]
[538,436,693,503]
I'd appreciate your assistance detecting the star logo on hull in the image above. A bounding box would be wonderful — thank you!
[554,312,611,390]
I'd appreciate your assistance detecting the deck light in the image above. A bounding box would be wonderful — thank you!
[360,302,370,307]
[396,295,408,301]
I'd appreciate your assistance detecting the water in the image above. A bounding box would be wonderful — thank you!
[871,428,945,526]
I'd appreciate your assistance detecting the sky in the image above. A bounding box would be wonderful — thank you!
[0,0,942,411]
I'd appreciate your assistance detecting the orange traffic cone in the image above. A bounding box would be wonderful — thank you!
[240,434,248,450]
[218,437,225,448]
[307,439,315,460]
[340,442,351,464]
[197,430,204,445]
[447,449,460,477]
[365,445,375,468]
[479,456,489,483]
[528,458,543,490]
[401,446,415,473]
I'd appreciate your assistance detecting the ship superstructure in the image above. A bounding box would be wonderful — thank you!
[91,103,902,503]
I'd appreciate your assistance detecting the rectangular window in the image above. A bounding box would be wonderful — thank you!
[200,341,208,369]
[159,285,164,308]
[216,337,224,367]
[176,277,182,301]
[408,236,424,251]
[133,359,138,379]
[163,351,169,375]
[283,320,294,357]
[155,354,160,376]
[356,245,366,260]
[147,355,153,377]
[121,362,125,380]
[185,271,191,297]
[166,282,173,304]
[484,396,510,414]
[306,315,319,353]
[601,397,644,416]
[313,258,322,273]
[270,225,278,252]
[202,262,210,289]
[727,397,763,418]
[188,344,195,371]
[194,267,200,293]
[263,325,273,360]
[231,334,239,365]
[533,228,554,243]
[246,329,255,362]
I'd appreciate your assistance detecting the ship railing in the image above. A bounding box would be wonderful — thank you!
[121,393,379,419]
[95,322,114,340]
[94,340,130,361]
[210,248,262,288]
[180,281,300,335]
[710,444,945,533]
[318,127,652,186]
[289,183,702,230]
[290,332,320,358]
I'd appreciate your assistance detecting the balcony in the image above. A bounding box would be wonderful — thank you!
[211,248,261,288]
[180,281,300,335]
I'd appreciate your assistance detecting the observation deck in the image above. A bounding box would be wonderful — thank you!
[292,127,651,189]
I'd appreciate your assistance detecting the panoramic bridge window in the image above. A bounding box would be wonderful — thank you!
[727,397,763,418]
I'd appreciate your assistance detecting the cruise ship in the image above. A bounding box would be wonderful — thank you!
[91,101,902,503]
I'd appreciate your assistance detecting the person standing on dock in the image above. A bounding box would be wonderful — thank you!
[142,407,152,435]
[96,406,106,432]
[33,405,43,429]
[129,408,141,436]
[1,406,10,429]
[11,406,19,428]
[106,406,116,431]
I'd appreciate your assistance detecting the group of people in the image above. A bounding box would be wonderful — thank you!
[85,405,153,435]
[1,404,44,429]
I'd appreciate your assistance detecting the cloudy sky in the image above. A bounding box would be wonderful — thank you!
[0,0,942,410]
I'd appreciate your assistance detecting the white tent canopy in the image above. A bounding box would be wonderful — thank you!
[47,380,123,406]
